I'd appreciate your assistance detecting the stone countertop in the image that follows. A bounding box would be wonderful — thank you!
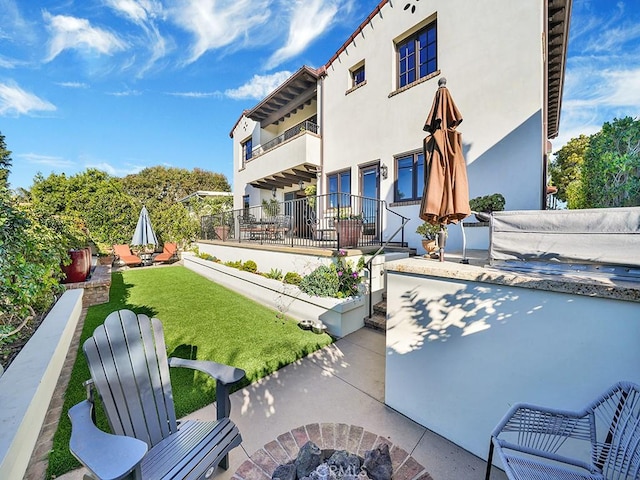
[384,250,640,304]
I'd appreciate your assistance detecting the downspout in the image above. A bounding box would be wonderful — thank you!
[542,3,549,210]
[317,67,326,196]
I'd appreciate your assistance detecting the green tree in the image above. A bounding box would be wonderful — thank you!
[581,117,640,208]
[0,133,67,326]
[120,166,231,206]
[0,131,12,187]
[549,134,590,204]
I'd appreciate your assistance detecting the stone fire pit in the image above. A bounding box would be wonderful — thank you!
[232,424,432,480]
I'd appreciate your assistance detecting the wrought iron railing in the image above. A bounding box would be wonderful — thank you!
[200,193,396,250]
[248,120,319,159]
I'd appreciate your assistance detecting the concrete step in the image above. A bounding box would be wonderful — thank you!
[365,293,387,331]
[373,300,386,315]
[364,312,386,331]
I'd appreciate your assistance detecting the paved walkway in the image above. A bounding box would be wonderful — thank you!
[51,327,505,480]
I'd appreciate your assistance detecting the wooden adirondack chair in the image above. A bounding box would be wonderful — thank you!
[68,310,245,480]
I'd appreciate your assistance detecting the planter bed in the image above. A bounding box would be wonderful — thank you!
[183,253,366,337]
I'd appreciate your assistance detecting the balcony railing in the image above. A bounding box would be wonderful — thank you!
[199,193,407,251]
[248,120,319,160]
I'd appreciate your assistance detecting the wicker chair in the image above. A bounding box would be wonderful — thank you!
[485,381,640,480]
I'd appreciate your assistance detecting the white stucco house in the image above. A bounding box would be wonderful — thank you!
[229,0,571,253]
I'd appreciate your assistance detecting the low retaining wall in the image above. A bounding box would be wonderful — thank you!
[0,289,84,480]
[63,263,111,307]
[184,254,366,337]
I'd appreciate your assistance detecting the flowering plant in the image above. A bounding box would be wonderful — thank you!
[334,249,366,298]
[298,250,365,299]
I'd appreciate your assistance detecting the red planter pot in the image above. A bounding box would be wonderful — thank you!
[62,249,89,284]
[82,247,92,279]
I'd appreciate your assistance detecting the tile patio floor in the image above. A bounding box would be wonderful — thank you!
[55,327,506,480]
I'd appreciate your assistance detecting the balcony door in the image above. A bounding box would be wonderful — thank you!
[360,164,380,239]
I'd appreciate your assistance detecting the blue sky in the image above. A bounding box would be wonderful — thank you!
[1,0,639,191]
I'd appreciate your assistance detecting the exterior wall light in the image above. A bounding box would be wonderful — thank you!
[380,164,388,179]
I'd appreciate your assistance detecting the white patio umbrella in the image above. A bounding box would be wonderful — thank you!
[131,205,158,249]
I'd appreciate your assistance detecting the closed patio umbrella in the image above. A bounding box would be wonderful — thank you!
[131,205,158,249]
[419,77,471,260]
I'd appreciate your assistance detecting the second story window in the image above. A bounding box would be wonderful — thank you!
[352,65,365,87]
[398,21,437,88]
[242,137,253,165]
[395,151,424,202]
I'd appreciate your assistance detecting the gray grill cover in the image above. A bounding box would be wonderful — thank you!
[489,207,640,268]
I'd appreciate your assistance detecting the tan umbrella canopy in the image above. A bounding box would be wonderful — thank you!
[419,77,471,226]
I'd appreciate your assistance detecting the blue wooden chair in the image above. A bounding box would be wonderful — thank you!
[485,381,640,480]
[68,310,245,480]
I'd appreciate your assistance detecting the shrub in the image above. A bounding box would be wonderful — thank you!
[469,193,505,213]
[283,271,302,286]
[241,260,258,273]
[224,260,242,269]
[298,251,365,299]
[198,253,218,262]
[299,264,340,297]
[264,268,283,280]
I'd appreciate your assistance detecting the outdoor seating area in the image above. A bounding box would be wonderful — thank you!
[201,193,405,250]
[153,242,178,264]
[69,310,244,480]
[113,244,142,267]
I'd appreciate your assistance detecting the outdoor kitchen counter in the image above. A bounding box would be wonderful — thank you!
[384,250,640,304]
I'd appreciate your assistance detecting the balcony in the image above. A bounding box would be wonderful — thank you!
[242,120,321,189]
[250,120,319,158]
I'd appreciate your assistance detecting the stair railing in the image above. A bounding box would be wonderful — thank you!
[364,203,410,320]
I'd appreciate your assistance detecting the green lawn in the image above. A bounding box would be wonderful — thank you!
[47,265,332,478]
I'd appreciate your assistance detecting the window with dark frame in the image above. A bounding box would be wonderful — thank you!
[398,21,437,89]
[395,152,424,202]
[242,194,250,219]
[327,169,351,208]
[352,65,365,87]
[242,137,253,164]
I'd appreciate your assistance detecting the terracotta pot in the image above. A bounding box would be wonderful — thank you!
[336,220,363,248]
[214,225,230,241]
[422,239,438,254]
[98,255,114,266]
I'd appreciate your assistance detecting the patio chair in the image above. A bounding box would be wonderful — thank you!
[485,381,640,480]
[113,244,142,267]
[153,242,178,263]
[68,310,245,480]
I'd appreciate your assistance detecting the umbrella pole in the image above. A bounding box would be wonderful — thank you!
[460,222,469,264]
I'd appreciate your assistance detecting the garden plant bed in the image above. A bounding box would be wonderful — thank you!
[184,253,368,337]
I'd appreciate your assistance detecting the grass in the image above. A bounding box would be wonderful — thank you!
[47,265,333,478]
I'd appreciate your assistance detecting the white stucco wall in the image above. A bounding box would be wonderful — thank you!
[321,0,546,252]
[384,271,640,462]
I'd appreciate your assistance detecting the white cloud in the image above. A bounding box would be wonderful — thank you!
[266,0,341,69]
[105,0,168,76]
[167,91,223,98]
[85,161,144,177]
[169,0,271,64]
[106,89,142,96]
[43,11,127,62]
[56,81,89,88]
[0,82,56,116]
[105,0,164,24]
[225,71,292,100]
[19,153,73,168]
